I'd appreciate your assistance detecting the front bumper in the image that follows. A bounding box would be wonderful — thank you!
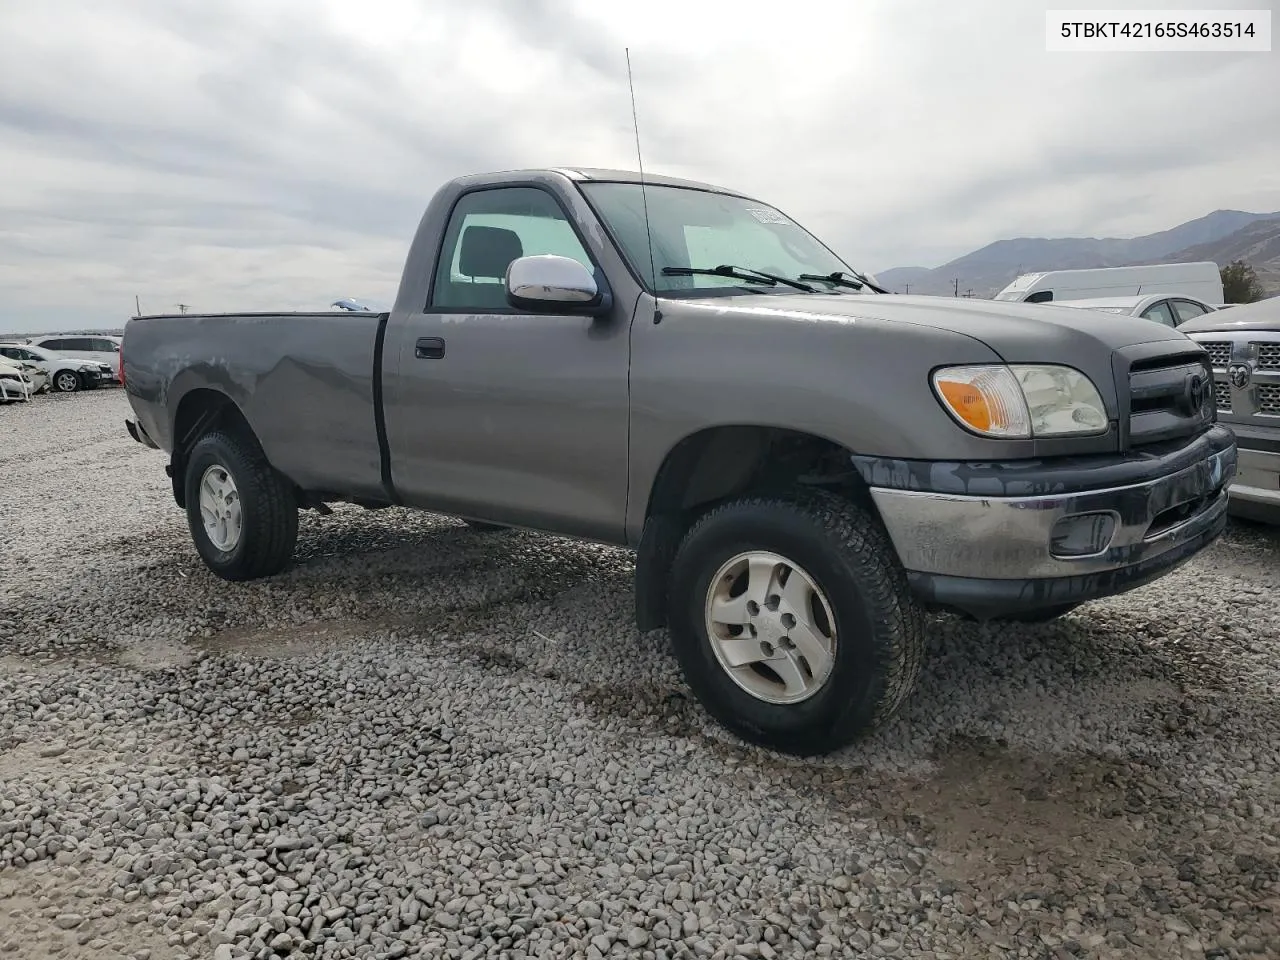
[0,377,33,400]
[1225,443,1280,522]
[858,425,1237,619]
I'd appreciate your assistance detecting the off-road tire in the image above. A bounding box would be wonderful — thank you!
[666,487,926,756]
[184,429,298,581]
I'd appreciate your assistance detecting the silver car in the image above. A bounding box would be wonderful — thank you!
[1048,293,1221,328]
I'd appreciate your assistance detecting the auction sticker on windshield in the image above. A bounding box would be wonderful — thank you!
[746,207,790,225]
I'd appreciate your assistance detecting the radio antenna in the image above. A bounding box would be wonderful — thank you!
[625,47,659,307]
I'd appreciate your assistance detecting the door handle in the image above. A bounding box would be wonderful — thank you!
[415,337,446,360]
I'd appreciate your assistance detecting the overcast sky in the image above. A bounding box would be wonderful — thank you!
[1,0,1277,332]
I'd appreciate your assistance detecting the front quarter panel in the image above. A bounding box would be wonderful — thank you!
[624,297,1012,540]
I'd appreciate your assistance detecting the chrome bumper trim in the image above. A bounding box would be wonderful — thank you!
[1228,447,1280,507]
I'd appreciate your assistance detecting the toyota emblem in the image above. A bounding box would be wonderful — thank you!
[1228,362,1252,389]
[1183,373,1208,414]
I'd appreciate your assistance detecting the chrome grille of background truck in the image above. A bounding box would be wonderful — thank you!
[1185,331,1280,425]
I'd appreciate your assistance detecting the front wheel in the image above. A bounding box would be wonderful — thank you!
[666,488,925,756]
[184,429,298,581]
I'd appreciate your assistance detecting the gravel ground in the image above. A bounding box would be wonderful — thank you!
[2,390,1279,960]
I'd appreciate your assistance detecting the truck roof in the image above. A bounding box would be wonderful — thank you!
[449,166,753,198]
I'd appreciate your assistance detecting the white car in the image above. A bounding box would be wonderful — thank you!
[0,356,35,403]
[1048,293,1220,328]
[0,342,112,392]
[25,334,122,380]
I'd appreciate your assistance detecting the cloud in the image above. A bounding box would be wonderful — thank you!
[0,0,1276,331]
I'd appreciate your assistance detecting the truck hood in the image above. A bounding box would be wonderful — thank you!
[678,292,1192,360]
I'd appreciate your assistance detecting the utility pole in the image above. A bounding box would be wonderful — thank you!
[903,282,910,294]
[953,278,959,297]
[176,304,190,315]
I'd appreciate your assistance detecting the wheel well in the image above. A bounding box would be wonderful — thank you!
[169,389,259,508]
[634,426,871,633]
[645,425,867,517]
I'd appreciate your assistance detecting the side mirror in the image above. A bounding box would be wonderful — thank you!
[505,255,612,316]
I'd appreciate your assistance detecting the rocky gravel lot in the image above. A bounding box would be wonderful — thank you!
[2,390,1279,960]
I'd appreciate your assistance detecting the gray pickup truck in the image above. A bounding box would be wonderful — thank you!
[122,166,1237,756]
[1180,295,1280,523]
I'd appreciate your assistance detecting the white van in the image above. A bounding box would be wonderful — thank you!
[992,261,1223,305]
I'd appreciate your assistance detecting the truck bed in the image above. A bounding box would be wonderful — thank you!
[124,311,392,503]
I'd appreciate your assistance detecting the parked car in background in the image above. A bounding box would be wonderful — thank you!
[993,262,1223,304]
[0,356,35,403]
[1179,295,1280,525]
[19,362,48,394]
[1048,294,1220,328]
[0,342,111,392]
[25,335,122,381]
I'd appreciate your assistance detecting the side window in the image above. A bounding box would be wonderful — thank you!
[0,347,18,361]
[1140,301,1177,327]
[1171,299,1207,324]
[91,338,120,352]
[39,339,66,351]
[59,338,91,351]
[1026,290,1054,303]
[430,187,593,311]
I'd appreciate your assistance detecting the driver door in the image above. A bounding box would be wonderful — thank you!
[381,185,632,542]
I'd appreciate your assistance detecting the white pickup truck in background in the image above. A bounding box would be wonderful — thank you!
[1180,294,1280,524]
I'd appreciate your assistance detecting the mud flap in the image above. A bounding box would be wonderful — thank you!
[634,512,685,633]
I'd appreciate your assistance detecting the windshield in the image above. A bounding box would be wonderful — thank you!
[579,182,866,296]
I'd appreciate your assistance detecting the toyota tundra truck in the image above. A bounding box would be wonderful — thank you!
[121,166,1236,756]
[1180,295,1280,524]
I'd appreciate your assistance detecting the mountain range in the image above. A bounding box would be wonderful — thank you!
[876,210,1280,298]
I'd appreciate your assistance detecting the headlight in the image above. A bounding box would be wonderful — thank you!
[932,364,1108,439]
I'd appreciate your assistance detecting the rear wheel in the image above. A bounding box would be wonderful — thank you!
[53,370,82,392]
[184,429,298,581]
[666,488,925,756]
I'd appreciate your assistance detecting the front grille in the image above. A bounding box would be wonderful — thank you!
[1255,343,1280,370]
[1214,381,1231,412]
[1200,341,1231,367]
[1258,384,1280,415]
[1126,352,1215,446]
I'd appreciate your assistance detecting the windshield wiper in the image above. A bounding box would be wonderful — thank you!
[798,270,890,295]
[663,264,817,293]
